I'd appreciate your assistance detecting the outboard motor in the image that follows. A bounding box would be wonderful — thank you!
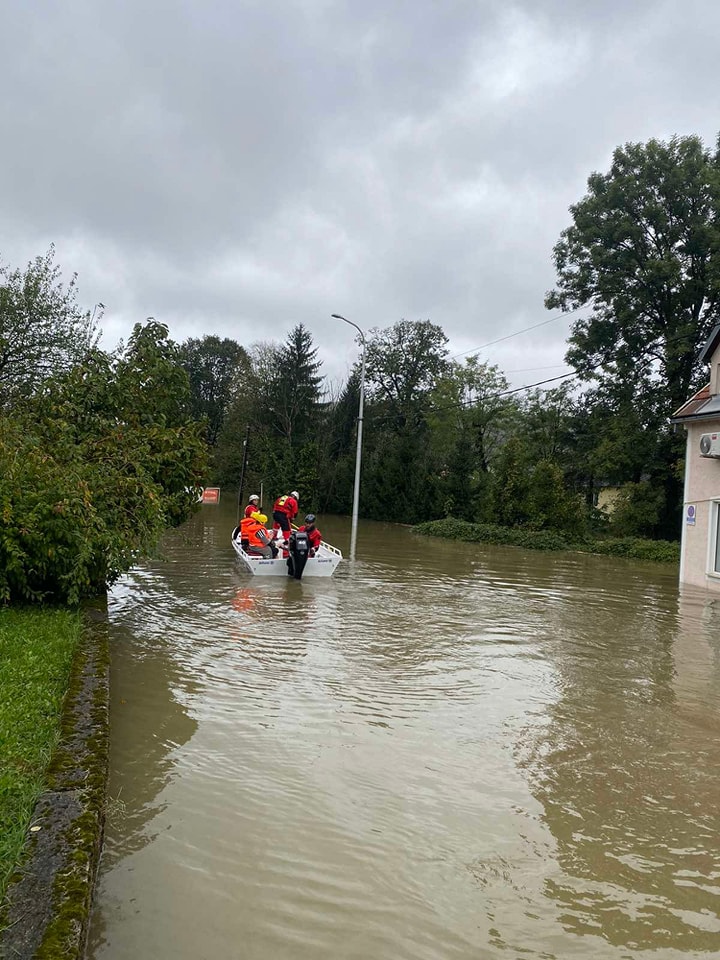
[287,530,310,580]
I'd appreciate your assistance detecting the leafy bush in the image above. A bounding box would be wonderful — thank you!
[414,519,679,564]
[0,322,208,604]
[609,481,665,538]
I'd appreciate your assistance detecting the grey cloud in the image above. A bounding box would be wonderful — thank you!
[1,0,719,386]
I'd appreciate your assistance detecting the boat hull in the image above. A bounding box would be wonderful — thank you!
[231,532,342,577]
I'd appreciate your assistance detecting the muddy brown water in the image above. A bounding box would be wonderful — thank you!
[86,503,720,959]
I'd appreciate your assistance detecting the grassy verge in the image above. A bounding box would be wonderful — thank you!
[413,518,680,564]
[0,607,82,901]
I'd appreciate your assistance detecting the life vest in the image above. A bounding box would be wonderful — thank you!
[240,516,267,548]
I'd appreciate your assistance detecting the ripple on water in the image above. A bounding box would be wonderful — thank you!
[88,511,720,960]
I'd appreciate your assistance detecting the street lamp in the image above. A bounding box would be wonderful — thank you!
[332,313,366,562]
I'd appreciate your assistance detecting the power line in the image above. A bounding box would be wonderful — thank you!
[449,306,585,361]
[503,364,571,374]
[366,320,710,426]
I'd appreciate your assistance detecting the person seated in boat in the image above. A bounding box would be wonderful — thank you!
[240,512,278,558]
[298,514,322,557]
[272,490,299,544]
[244,493,261,518]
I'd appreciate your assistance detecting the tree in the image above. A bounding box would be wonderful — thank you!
[526,460,587,537]
[546,134,720,412]
[0,246,100,407]
[546,134,720,537]
[364,320,449,427]
[0,321,208,603]
[355,320,449,521]
[266,324,324,448]
[178,335,249,446]
[429,358,514,519]
[492,435,531,528]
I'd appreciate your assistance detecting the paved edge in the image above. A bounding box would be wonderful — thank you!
[0,603,109,960]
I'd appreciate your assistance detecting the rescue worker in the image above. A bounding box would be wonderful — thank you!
[244,494,261,518]
[298,514,322,557]
[272,490,299,543]
[239,512,277,558]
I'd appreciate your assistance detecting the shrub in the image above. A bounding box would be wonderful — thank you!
[414,519,679,564]
[609,481,665,538]
[0,321,208,604]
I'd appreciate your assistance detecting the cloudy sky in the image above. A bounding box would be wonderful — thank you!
[1,0,719,388]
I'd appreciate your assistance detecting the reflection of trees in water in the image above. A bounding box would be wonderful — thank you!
[101,632,199,868]
[518,587,720,953]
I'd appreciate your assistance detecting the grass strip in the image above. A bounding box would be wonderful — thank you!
[413,518,680,564]
[0,607,82,901]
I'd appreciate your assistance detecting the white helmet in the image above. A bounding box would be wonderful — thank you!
[291,490,299,499]
[249,494,260,502]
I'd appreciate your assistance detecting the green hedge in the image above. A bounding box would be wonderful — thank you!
[413,518,679,564]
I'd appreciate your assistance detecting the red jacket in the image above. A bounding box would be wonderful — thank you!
[273,494,298,519]
[298,525,322,552]
[244,503,260,518]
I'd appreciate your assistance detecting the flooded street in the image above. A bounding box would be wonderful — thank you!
[87,502,720,959]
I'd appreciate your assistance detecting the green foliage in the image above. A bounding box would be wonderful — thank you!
[364,319,449,426]
[588,537,680,563]
[0,247,100,408]
[545,134,720,534]
[178,335,249,446]
[547,134,720,410]
[0,322,207,604]
[266,324,324,449]
[415,518,572,551]
[492,436,531,527]
[527,460,588,538]
[414,519,679,563]
[608,480,666,539]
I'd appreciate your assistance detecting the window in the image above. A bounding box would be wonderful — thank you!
[713,501,720,576]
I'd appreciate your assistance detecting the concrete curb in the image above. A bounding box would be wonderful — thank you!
[0,605,109,960]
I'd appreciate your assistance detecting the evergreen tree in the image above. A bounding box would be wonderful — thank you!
[267,324,324,448]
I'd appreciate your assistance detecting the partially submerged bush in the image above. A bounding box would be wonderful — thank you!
[414,518,679,564]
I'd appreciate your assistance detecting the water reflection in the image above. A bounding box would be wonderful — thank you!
[519,580,720,953]
[88,506,720,959]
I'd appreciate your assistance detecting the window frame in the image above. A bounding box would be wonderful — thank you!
[708,499,720,578]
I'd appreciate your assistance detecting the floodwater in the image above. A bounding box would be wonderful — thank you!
[87,502,720,959]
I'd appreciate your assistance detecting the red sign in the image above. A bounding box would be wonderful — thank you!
[201,487,220,504]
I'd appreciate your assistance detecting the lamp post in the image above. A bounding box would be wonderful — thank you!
[332,314,366,562]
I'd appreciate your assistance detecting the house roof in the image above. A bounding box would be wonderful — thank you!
[672,323,720,423]
[699,323,720,365]
[671,383,720,423]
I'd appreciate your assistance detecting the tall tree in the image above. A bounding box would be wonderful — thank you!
[178,335,249,446]
[546,134,720,537]
[429,359,514,518]
[0,246,100,407]
[364,320,449,427]
[546,134,720,411]
[266,324,324,448]
[359,320,449,521]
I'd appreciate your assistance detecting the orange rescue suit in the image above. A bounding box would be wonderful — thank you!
[240,516,268,549]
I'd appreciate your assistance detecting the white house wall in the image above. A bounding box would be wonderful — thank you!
[680,420,720,591]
